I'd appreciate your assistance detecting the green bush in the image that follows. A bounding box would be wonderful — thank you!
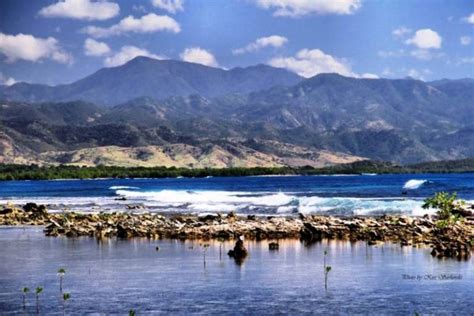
[422,192,463,228]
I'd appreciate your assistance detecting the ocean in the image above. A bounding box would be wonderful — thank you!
[0,173,473,215]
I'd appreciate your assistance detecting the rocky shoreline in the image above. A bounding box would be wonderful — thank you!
[1,203,473,259]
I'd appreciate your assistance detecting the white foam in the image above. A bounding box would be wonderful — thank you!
[403,179,427,190]
[109,186,139,190]
[115,190,295,207]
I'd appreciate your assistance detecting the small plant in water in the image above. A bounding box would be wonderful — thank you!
[35,287,43,314]
[62,293,70,315]
[22,287,29,310]
[58,268,66,294]
[324,266,332,291]
[129,309,136,316]
[323,249,332,291]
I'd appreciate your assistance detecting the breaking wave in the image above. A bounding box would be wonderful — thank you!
[109,186,140,190]
[403,179,427,190]
[114,189,429,216]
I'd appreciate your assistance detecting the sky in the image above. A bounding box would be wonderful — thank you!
[0,0,473,86]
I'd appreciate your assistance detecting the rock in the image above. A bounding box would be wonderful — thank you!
[228,236,248,259]
[0,208,13,215]
[269,242,279,250]
[155,246,160,251]
[116,224,131,238]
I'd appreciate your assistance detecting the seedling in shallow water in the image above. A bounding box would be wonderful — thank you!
[35,287,43,314]
[325,266,332,291]
[323,249,332,291]
[22,287,29,310]
[57,268,66,294]
[62,293,70,315]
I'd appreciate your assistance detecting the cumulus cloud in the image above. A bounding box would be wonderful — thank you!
[462,13,474,24]
[460,36,471,46]
[84,38,110,56]
[39,0,119,20]
[0,32,73,64]
[405,29,442,49]
[392,26,411,38]
[233,35,288,54]
[83,13,180,38]
[0,72,17,86]
[407,69,421,79]
[268,48,356,78]
[180,47,218,67]
[151,0,183,14]
[104,46,164,67]
[252,0,361,17]
[360,73,379,79]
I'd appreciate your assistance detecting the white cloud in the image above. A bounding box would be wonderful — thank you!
[462,13,474,24]
[83,13,180,38]
[360,73,379,79]
[460,36,471,46]
[0,73,17,86]
[233,35,288,54]
[392,26,411,38]
[381,68,394,77]
[252,0,361,17]
[407,69,422,80]
[151,0,183,14]
[84,38,111,56]
[104,46,164,67]
[39,0,119,20]
[268,48,356,78]
[180,47,218,67]
[0,32,73,64]
[405,29,442,49]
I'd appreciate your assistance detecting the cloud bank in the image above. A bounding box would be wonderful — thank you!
[180,47,218,67]
[233,35,288,54]
[0,33,73,64]
[39,0,119,20]
[252,0,361,17]
[83,13,180,38]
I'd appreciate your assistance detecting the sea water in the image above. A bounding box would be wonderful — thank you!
[0,173,473,216]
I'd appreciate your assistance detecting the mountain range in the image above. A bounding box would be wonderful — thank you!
[0,57,473,167]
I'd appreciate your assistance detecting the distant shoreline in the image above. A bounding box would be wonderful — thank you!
[1,159,473,181]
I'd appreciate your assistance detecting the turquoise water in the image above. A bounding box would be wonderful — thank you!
[0,227,472,314]
[0,173,473,215]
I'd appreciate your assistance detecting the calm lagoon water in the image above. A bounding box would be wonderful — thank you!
[0,227,472,315]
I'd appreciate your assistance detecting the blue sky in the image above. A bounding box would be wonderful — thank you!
[0,0,473,85]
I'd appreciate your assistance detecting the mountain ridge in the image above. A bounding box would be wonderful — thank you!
[0,58,473,166]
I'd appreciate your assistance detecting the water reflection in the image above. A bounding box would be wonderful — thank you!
[0,228,472,314]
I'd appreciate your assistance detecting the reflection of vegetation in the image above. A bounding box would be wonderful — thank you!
[62,293,70,315]
[57,268,66,294]
[423,192,463,228]
[22,287,29,310]
[1,158,474,181]
[202,243,210,267]
[35,287,43,314]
